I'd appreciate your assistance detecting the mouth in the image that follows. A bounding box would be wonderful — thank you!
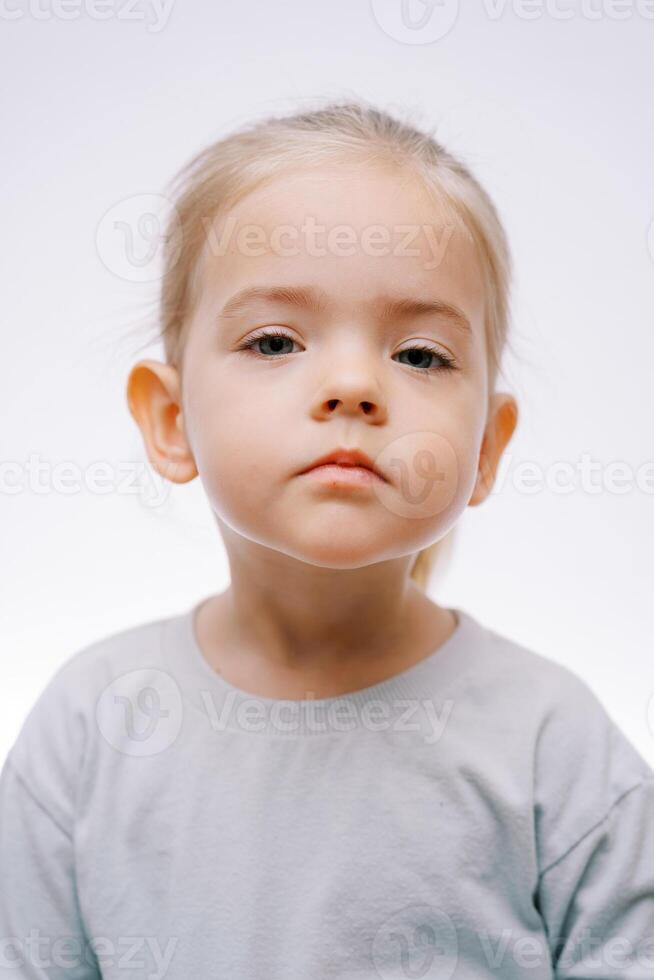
[298,448,388,484]
[300,463,384,488]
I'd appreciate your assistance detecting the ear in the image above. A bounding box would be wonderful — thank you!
[468,392,518,507]
[126,359,198,484]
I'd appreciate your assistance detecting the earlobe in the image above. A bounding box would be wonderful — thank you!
[468,393,519,507]
[469,450,495,506]
[126,359,198,485]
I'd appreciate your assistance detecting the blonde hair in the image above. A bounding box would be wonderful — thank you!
[146,97,514,591]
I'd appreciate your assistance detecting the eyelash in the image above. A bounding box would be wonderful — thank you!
[236,329,457,374]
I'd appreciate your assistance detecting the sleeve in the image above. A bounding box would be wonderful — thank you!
[537,775,654,979]
[533,671,654,979]
[0,658,102,979]
[0,754,101,979]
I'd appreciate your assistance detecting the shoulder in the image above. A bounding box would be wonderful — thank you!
[470,615,644,753]
[468,615,597,705]
[470,615,654,871]
[10,611,170,748]
[4,610,178,830]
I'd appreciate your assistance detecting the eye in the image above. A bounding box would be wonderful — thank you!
[394,345,456,374]
[236,331,457,374]
[236,329,298,357]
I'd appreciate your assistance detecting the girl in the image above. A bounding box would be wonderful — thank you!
[1,98,652,979]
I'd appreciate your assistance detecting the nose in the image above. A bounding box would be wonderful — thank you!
[310,354,388,423]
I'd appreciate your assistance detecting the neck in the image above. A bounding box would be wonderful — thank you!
[195,531,455,699]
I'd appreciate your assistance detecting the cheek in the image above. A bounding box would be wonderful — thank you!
[197,430,269,512]
[378,391,482,521]
[373,431,471,524]
[185,385,282,525]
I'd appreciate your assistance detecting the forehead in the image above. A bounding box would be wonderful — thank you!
[193,162,486,331]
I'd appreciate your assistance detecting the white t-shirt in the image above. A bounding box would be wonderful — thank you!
[1,602,653,979]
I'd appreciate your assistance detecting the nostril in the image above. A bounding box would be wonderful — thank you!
[324,398,375,413]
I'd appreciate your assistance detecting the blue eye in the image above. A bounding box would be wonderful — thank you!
[237,330,296,357]
[394,346,456,373]
[237,331,456,374]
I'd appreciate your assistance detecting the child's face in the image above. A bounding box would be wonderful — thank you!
[131,162,517,569]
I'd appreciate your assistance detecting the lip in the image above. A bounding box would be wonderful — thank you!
[301,464,382,489]
[298,447,387,483]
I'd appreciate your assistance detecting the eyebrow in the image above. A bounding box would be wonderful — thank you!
[217,284,472,334]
